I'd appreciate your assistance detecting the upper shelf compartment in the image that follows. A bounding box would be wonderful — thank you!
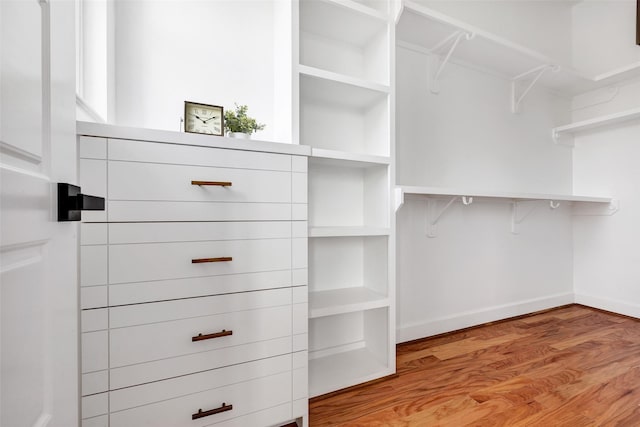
[299,0,390,86]
[396,1,640,96]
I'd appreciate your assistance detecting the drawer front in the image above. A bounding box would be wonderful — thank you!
[108,221,291,244]
[110,336,292,390]
[110,354,291,412]
[107,200,292,222]
[109,270,292,306]
[109,238,291,284]
[109,370,292,427]
[108,161,292,203]
[108,138,292,171]
[110,287,291,328]
[110,304,292,368]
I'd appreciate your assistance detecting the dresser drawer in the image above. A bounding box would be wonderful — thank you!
[109,238,291,284]
[110,336,292,390]
[110,354,291,413]
[110,304,291,368]
[110,369,292,427]
[108,161,292,203]
[108,138,292,171]
[109,270,292,305]
[110,287,291,328]
[108,201,293,222]
[108,221,292,244]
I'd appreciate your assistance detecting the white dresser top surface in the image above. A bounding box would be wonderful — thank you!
[77,121,312,157]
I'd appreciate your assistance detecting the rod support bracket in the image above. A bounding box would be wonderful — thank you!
[511,64,560,113]
[511,200,538,234]
[430,31,475,94]
[426,195,474,237]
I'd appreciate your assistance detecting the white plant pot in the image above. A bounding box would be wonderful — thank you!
[228,132,251,139]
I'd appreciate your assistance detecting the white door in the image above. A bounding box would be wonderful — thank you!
[1,1,78,426]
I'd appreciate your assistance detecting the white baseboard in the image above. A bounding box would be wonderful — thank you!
[396,292,575,344]
[574,292,640,319]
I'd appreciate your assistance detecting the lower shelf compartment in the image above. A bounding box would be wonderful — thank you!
[309,347,392,398]
[308,307,392,397]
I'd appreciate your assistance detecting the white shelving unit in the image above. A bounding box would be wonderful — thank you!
[397,1,640,98]
[552,107,640,143]
[296,0,395,398]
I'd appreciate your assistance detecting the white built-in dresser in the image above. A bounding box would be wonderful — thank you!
[77,122,309,427]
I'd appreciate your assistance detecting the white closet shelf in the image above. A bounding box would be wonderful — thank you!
[309,287,389,318]
[310,148,391,166]
[300,70,389,110]
[299,65,390,96]
[309,347,391,397]
[552,107,640,141]
[300,0,388,46]
[397,1,640,96]
[309,226,390,237]
[396,185,612,210]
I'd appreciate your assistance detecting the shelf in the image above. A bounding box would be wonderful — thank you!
[300,71,389,110]
[309,226,390,237]
[299,0,389,85]
[310,148,390,167]
[346,0,389,15]
[396,186,617,236]
[397,1,640,96]
[552,107,640,142]
[298,65,390,95]
[396,185,612,207]
[309,287,389,318]
[309,347,391,397]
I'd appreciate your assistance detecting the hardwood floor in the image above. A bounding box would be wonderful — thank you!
[309,305,640,426]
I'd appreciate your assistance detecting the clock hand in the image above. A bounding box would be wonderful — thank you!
[190,113,206,123]
[203,115,218,123]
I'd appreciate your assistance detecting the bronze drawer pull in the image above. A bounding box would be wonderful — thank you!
[192,329,233,342]
[191,180,232,187]
[192,403,233,420]
[192,257,232,264]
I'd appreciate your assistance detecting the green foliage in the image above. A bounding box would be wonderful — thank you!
[224,103,266,134]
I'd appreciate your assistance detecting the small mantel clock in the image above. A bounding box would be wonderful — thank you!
[184,101,224,136]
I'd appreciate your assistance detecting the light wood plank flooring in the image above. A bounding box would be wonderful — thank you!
[309,305,640,426]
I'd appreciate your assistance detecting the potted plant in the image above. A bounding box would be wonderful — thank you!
[224,103,265,139]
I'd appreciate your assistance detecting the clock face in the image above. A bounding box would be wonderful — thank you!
[184,102,223,136]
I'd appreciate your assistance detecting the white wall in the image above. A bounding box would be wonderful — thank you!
[572,83,640,317]
[113,0,290,142]
[396,47,573,192]
[79,0,108,121]
[395,44,575,342]
[572,0,640,76]
[397,197,574,342]
[570,0,640,316]
[411,0,575,61]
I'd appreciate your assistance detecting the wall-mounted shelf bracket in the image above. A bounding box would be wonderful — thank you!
[511,64,560,113]
[511,200,538,234]
[426,196,458,237]
[430,30,475,94]
[572,199,620,217]
[425,196,475,237]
